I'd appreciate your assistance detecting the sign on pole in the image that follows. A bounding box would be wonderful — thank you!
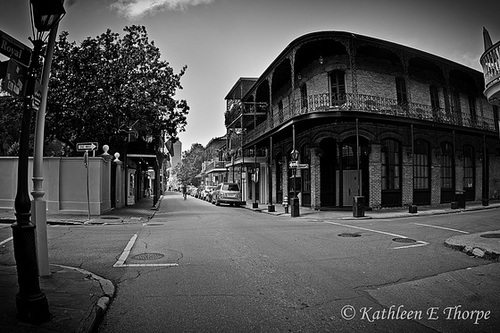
[1,59,27,99]
[76,142,98,152]
[0,30,32,68]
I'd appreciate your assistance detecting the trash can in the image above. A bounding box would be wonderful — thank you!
[455,191,466,209]
[353,196,365,217]
[291,197,300,217]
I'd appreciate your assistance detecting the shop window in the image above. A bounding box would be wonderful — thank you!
[381,139,401,190]
[441,142,454,189]
[413,140,430,190]
[301,145,311,193]
[463,145,475,188]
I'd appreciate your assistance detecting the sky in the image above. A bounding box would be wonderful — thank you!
[1,0,499,152]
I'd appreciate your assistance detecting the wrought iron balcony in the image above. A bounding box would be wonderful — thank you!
[243,92,496,145]
[480,40,500,102]
[224,102,268,127]
[204,160,227,173]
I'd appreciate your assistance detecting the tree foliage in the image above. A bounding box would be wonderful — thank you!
[173,143,206,186]
[44,25,189,156]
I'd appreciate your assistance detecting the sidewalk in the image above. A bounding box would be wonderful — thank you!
[0,197,159,333]
[0,195,498,332]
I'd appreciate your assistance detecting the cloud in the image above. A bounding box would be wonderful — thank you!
[111,0,214,19]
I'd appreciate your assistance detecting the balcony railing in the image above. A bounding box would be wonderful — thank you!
[204,160,227,173]
[243,92,496,145]
[481,41,500,91]
[224,102,268,127]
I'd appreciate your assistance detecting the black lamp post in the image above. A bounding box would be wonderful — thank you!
[11,0,65,323]
[290,149,300,217]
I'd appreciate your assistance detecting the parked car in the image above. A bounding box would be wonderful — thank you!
[212,182,243,206]
[203,185,217,201]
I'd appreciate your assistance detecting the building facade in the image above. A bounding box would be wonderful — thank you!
[225,31,500,210]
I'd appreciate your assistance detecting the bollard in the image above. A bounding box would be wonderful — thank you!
[291,197,300,217]
[353,196,365,217]
[282,196,289,214]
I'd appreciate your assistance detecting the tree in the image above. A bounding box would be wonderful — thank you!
[45,25,189,156]
[173,143,206,187]
[0,96,24,156]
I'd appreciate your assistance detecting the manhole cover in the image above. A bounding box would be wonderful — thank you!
[338,233,361,237]
[392,237,416,243]
[132,253,165,260]
[480,233,500,239]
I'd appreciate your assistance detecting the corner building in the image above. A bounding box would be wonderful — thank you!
[224,31,500,210]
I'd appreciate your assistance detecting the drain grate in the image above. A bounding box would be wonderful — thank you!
[338,233,361,237]
[480,233,500,239]
[392,237,416,243]
[132,253,165,260]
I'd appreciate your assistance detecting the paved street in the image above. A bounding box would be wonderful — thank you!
[1,193,499,332]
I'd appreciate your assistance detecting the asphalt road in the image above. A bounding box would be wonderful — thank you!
[1,192,499,332]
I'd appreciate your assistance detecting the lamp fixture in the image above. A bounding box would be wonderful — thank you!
[30,0,66,32]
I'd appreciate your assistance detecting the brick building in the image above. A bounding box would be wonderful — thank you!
[224,31,500,210]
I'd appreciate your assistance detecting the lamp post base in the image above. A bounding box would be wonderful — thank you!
[11,222,51,323]
[16,291,50,323]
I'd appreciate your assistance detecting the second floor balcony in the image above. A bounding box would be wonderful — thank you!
[243,92,497,145]
[481,40,500,104]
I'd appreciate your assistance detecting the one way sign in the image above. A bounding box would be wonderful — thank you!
[77,142,98,152]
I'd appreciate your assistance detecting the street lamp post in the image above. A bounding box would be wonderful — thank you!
[11,0,65,323]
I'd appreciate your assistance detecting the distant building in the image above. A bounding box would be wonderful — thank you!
[225,31,499,210]
[200,135,227,186]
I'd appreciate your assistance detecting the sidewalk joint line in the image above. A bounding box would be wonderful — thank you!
[412,223,470,234]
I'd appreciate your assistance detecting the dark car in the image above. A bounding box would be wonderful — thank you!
[212,182,244,206]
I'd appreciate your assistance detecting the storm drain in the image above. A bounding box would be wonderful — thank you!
[100,216,121,220]
[480,233,500,239]
[132,253,165,261]
[338,233,361,237]
[392,237,417,243]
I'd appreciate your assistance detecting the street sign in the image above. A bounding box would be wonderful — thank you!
[0,30,32,68]
[289,161,309,169]
[31,81,42,110]
[1,59,27,99]
[77,142,98,152]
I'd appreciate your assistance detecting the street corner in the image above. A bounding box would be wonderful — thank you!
[445,230,500,261]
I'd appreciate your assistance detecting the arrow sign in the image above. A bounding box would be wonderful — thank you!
[0,30,32,68]
[77,142,98,152]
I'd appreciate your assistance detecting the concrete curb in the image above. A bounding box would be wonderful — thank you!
[54,265,115,333]
[444,231,500,261]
